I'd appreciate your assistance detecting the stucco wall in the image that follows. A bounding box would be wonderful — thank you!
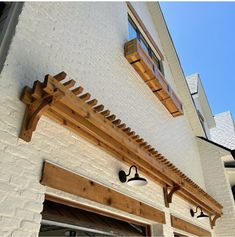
[0,2,212,236]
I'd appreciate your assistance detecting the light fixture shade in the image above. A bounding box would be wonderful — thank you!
[127,173,147,186]
[197,211,209,218]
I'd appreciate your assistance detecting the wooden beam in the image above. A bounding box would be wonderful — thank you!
[41,161,166,224]
[45,194,151,228]
[171,215,211,236]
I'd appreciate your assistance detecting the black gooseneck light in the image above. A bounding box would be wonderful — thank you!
[119,165,147,187]
[190,206,209,218]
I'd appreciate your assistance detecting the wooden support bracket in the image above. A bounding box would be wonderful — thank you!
[19,74,66,142]
[163,184,181,207]
[210,214,220,229]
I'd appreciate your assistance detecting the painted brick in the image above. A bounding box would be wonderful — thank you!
[0,2,215,236]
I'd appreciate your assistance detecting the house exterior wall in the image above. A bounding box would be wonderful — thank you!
[0,2,214,236]
[197,139,235,236]
[210,111,235,150]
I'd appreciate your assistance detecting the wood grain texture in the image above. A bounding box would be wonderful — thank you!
[171,215,211,236]
[41,161,166,224]
[124,39,183,117]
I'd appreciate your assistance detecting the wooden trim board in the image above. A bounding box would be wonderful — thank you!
[171,215,211,237]
[45,194,151,228]
[41,161,166,224]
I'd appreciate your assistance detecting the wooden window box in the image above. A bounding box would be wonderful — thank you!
[124,38,183,117]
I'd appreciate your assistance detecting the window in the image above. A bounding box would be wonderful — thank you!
[128,15,164,75]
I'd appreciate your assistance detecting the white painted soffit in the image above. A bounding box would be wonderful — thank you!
[147,2,205,137]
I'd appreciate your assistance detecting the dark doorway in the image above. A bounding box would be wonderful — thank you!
[39,199,150,236]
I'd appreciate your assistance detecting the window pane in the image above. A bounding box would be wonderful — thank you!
[139,34,149,56]
[128,20,137,40]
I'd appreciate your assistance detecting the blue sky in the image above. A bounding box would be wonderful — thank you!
[160,2,235,117]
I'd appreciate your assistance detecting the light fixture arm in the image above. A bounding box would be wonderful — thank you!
[194,206,202,214]
[118,165,147,186]
[126,165,138,177]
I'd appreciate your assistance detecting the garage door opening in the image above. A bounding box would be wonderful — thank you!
[39,199,151,236]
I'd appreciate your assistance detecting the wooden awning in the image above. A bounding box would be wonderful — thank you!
[19,72,222,226]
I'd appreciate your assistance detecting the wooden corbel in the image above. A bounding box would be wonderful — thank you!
[163,184,181,207]
[19,72,67,142]
[210,214,221,229]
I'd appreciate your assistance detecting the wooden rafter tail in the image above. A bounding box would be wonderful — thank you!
[148,148,155,153]
[132,134,139,139]
[123,127,131,133]
[32,80,43,100]
[63,79,76,89]
[53,71,67,82]
[101,110,110,116]
[128,131,135,137]
[112,119,121,125]
[93,104,104,112]
[87,99,98,106]
[140,141,147,147]
[144,145,151,150]
[43,74,56,94]
[79,93,91,101]
[117,123,126,129]
[136,138,144,143]
[20,86,33,105]
[72,86,84,95]
[107,114,116,121]
[151,150,158,156]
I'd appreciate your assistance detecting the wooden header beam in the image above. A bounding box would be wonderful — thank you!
[19,72,222,221]
[41,161,165,224]
[171,215,211,237]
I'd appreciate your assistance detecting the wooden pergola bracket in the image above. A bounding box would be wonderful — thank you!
[19,72,223,225]
[163,184,181,207]
[210,214,220,229]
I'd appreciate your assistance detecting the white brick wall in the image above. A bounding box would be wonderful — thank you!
[197,139,235,236]
[0,2,213,236]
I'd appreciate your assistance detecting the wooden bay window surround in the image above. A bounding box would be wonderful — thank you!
[125,3,183,117]
[19,72,222,227]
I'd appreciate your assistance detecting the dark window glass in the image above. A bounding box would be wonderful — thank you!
[139,34,150,56]
[0,3,6,18]
[128,15,164,75]
[151,52,160,70]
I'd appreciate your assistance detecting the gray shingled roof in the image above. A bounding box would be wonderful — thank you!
[186,74,198,94]
[210,111,235,150]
